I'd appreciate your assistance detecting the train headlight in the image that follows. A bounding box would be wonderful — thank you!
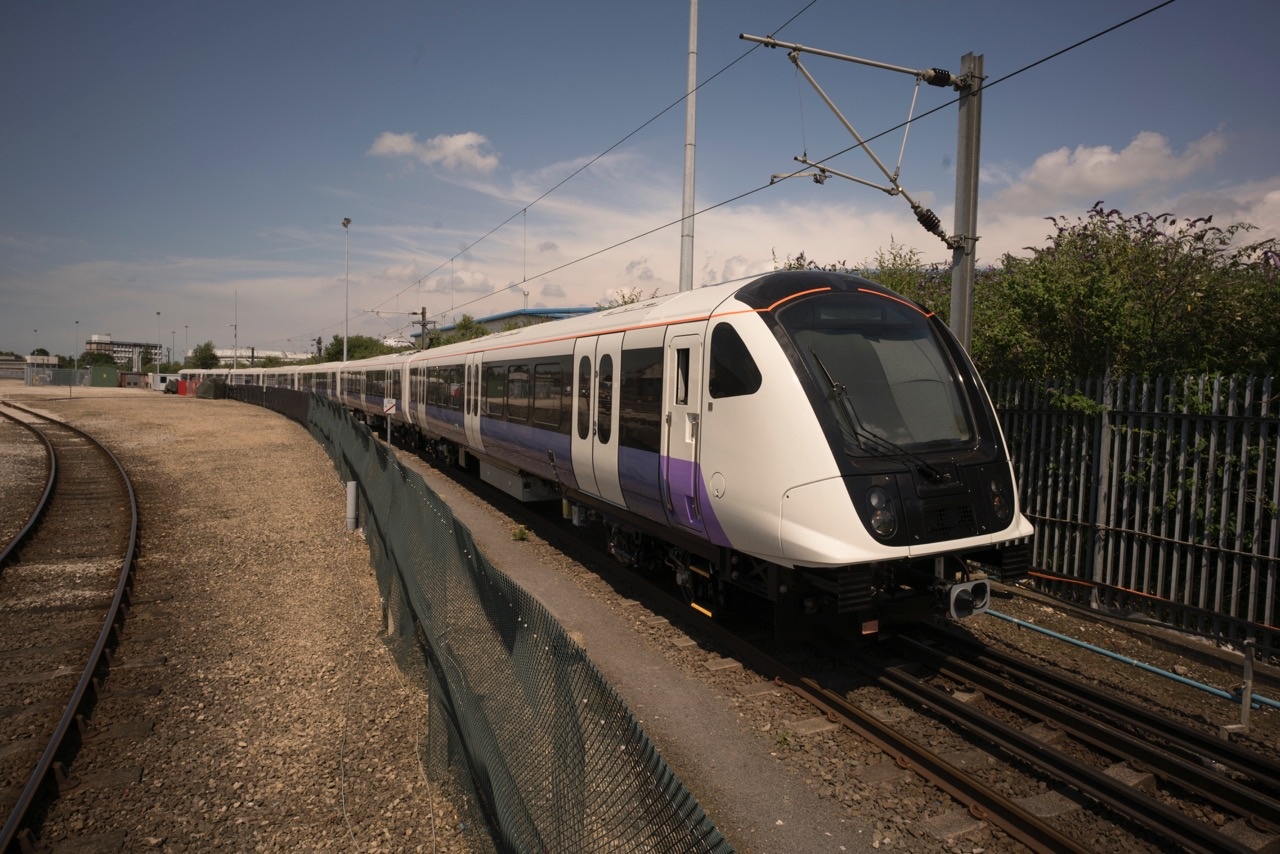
[990,479,1013,522]
[866,487,897,539]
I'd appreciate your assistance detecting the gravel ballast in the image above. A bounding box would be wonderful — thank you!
[5,385,471,852]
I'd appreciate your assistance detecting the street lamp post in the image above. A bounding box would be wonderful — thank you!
[156,310,162,374]
[184,325,189,367]
[171,330,175,368]
[342,217,351,362]
[72,320,78,396]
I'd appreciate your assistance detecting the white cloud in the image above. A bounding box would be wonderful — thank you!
[368,131,500,174]
[990,131,1225,215]
[1165,177,1280,245]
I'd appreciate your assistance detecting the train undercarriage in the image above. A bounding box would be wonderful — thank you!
[399,425,1017,642]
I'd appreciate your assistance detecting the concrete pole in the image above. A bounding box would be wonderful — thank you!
[678,0,698,292]
[948,53,983,350]
[345,481,358,532]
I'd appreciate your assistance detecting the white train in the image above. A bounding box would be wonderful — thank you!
[185,270,1032,636]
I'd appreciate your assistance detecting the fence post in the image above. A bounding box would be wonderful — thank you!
[1089,372,1114,609]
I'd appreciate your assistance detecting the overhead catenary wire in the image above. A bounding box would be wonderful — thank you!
[353,1,822,329]
[303,0,1178,343]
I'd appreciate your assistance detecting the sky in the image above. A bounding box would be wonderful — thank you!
[3,0,1278,360]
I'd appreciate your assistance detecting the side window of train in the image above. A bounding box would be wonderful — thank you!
[533,363,563,431]
[577,356,591,440]
[620,347,662,453]
[597,354,613,445]
[507,364,530,422]
[446,365,462,410]
[483,364,505,418]
[709,323,762,399]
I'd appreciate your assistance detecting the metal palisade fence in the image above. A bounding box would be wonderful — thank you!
[991,375,1280,651]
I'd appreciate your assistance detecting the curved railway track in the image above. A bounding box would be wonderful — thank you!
[0,402,139,853]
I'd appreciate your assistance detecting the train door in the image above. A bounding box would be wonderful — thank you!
[664,329,704,533]
[570,341,599,497]
[570,334,625,506]
[463,353,484,452]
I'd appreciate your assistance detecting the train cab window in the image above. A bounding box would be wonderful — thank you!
[577,356,591,440]
[597,354,613,444]
[778,291,973,452]
[709,323,762,399]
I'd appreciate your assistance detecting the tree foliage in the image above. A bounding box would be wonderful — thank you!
[190,341,221,369]
[434,315,491,347]
[596,287,662,310]
[320,334,395,362]
[973,203,1280,378]
[78,350,119,368]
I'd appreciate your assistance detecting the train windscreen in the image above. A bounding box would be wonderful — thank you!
[777,291,973,454]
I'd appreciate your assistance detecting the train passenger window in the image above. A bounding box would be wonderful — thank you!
[577,356,591,440]
[709,324,762,399]
[620,347,662,452]
[483,364,505,418]
[597,354,613,444]
[507,364,530,421]
[445,365,462,410]
[533,364,563,429]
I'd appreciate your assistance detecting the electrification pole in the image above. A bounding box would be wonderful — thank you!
[948,53,983,350]
[739,34,984,347]
[678,0,698,292]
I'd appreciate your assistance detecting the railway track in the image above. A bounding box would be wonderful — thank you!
[0,402,139,853]
[855,626,1280,852]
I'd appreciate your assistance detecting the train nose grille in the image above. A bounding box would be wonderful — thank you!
[921,500,978,539]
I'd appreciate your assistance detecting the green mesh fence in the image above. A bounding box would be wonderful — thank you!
[298,394,732,853]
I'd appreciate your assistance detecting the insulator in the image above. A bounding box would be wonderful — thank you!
[925,68,952,87]
[916,206,942,234]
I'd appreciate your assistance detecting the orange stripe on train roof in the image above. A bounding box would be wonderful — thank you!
[857,288,934,317]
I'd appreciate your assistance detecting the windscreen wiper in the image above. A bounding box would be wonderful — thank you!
[808,347,951,484]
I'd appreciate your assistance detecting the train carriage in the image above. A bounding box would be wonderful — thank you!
[219,270,1032,636]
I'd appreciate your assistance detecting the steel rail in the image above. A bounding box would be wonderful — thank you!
[899,633,1280,832]
[0,404,140,854]
[866,639,1257,853]
[781,673,1088,853]
[933,626,1280,792]
[0,404,57,568]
